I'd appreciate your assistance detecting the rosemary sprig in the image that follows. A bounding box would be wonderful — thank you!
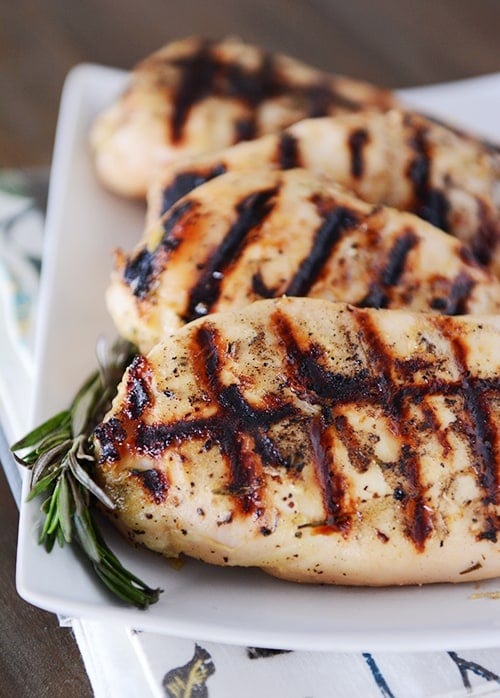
[11,338,161,609]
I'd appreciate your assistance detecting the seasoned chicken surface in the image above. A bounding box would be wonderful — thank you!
[107,168,500,353]
[93,297,500,586]
[147,111,500,275]
[89,36,397,198]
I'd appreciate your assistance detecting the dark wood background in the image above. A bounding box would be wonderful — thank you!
[0,1,499,695]
[2,0,500,168]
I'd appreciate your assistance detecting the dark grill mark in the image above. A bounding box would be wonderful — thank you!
[381,230,418,286]
[277,132,300,169]
[251,270,279,299]
[398,444,434,550]
[93,418,126,463]
[358,283,389,309]
[272,312,365,529]
[309,415,351,535]
[430,271,477,315]
[125,355,153,419]
[130,468,169,504]
[348,128,369,178]
[234,117,256,141]
[124,200,195,298]
[450,336,498,515]
[357,312,433,551]
[218,383,296,469]
[95,304,500,550]
[334,414,371,473]
[420,403,452,459]
[165,39,385,145]
[226,51,277,106]
[170,41,217,142]
[470,199,499,268]
[193,325,288,514]
[304,82,360,115]
[285,204,359,297]
[444,271,476,315]
[160,164,227,216]
[185,186,278,321]
[359,230,418,309]
[135,419,213,456]
[478,517,498,542]
[408,126,450,231]
[273,311,370,402]
[123,248,155,299]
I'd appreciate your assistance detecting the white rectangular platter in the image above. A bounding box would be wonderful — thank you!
[16,63,500,652]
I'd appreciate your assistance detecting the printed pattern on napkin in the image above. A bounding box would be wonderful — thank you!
[130,632,500,698]
[0,171,44,351]
[0,173,45,440]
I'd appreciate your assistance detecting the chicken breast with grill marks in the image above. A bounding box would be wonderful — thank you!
[89,36,397,198]
[147,110,500,275]
[93,297,500,586]
[107,168,500,353]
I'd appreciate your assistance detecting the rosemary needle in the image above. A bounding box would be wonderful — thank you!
[11,338,161,609]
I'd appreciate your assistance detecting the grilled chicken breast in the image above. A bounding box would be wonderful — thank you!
[93,297,500,586]
[147,111,500,275]
[89,36,397,198]
[107,168,500,353]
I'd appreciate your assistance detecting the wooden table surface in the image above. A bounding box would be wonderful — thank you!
[1,1,499,695]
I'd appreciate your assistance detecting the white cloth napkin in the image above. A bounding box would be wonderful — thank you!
[2,178,500,698]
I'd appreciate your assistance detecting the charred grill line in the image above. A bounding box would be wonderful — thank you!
[94,417,126,463]
[444,271,476,315]
[470,198,499,268]
[304,81,360,115]
[123,248,156,299]
[277,132,301,169]
[251,270,279,299]
[449,335,499,518]
[124,356,153,419]
[356,311,433,550]
[160,163,227,216]
[272,310,365,529]
[285,204,359,297]
[334,414,372,473]
[381,230,418,286]
[170,41,280,144]
[348,127,369,179]
[218,383,297,468]
[185,186,278,321]
[420,403,452,459]
[194,325,303,514]
[170,40,217,142]
[124,200,195,298]
[398,443,434,550]
[358,283,389,310]
[129,468,169,504]
[273,311,371,402]
[230,52,278,141]
[359,229,418,309]
[135,418,215,456]
[309,414,351,535]
[408,124,450,232]
[166,39,376,147]
[227,51,278,107]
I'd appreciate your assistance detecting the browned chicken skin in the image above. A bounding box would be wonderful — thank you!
[93,298,500,586]
[107,168,500,353]
[146,111,500,276]
[90,39,500,589]
[90,36,398,198]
